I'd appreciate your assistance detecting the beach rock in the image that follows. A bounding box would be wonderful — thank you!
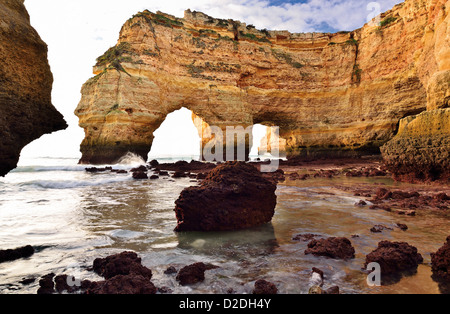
[370,225,393,233]
[364,241,423,279]
[253,279,278,295]
[132,171,148,180]
[431,236,450,283]
[355,200,367,207]
[87,274,157,294]
[172,171,188,178]
[323,286,340,294]
[93,251,152,280]
[150,175,159,180]
[0,0,67,176]
[292,233,320,242]
[305,237,355,260]
[0,245,34,263]
[176,262,218,286]
[37,273,55,295]
[130,165,147,173]
[164,266,177,275]
[396,223,408,231]
[174,162,277,232]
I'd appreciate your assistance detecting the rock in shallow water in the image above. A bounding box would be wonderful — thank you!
[364,241,423,283]
[305,237,355,260]
[431,236,450,284]
[174,162,277,232]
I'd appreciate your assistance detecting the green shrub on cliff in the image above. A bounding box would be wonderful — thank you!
[96,42,133,67]
[380,16,397,27]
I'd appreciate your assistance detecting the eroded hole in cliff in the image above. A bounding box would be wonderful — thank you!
[148,107,201,160]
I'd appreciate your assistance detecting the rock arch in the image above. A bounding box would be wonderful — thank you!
[75,2,449,165]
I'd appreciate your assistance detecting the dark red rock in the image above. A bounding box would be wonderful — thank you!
[149,159,159,168]
[37,273,55,294]
[431,236,450,283]
[370,225,393,233]
[132,171,148,180]
[355,200,367,207]
[396,223,408,231]
[176,262,218,286]
[93,251,152,280]
[87,274,156,294]
[253,279,278,294]
[164,266,177,275]
[292,233,320,242]
[172,171,187,178]
[305,237,355,260]
[174,162,277,232]
[0,245,34,263]
[322,286,340,294]
[150,175,159,180]
[364,241,423,278]
[130,165,147,173]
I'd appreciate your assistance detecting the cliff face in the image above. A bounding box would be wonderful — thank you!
[75,0,449,164]
[0,0,67,176]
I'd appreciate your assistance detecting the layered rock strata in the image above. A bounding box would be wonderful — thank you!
[75,0,449,164]
[381,108,450,182]
[0,0,67,175]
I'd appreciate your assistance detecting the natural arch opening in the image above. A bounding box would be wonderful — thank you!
[148,107,201,161]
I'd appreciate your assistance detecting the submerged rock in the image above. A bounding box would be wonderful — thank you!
[0,245,34,263]
[305,237,355,260]
[174,162,277,232]
[176,262,218,286]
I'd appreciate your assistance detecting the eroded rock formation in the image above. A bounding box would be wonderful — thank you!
[0,0,67,175]
[75,0,449,165]
[174,162,277,232]
[381,108,450,182]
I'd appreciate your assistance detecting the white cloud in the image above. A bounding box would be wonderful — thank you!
[21,0,402,160]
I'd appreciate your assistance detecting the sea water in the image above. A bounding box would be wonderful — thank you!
[0,156,449,294]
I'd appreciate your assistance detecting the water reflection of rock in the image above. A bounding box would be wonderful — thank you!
[176,223,279,261]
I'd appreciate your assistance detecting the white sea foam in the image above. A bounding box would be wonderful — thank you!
[20,176,132,190]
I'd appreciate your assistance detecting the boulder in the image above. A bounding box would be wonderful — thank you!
[305,237,355,260]
[431,236,450,283]
[364,241,423,281]
[174,162,277,232]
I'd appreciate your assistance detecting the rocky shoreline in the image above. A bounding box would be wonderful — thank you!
[3,157,447,294]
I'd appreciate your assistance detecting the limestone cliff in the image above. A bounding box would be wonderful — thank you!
[0,0,67,175]
[381,109,449,182]
[75,0,449,164]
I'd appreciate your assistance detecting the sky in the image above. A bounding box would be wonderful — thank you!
[20,0,402,161]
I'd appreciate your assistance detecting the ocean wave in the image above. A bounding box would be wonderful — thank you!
[19,176,132,190]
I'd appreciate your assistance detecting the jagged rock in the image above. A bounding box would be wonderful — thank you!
[176,262,218,286]
[431,236,450,283]
[174,162,277,232]
[305,237,355,260]
[92,251,152,280]
[381,109,450,183]
[0,0,67,176]
[0,245,34,263]
[87,274,157,294]
[253,280,278,294]
[364,241,423,281]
